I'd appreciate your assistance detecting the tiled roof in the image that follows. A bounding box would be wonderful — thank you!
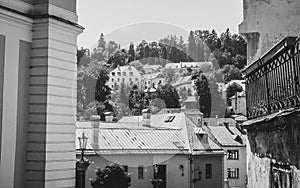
[172,76,191,87]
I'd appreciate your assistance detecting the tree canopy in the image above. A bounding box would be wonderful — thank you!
[156,84,180,108]
[194,73,212,118]
[90,162,131,188]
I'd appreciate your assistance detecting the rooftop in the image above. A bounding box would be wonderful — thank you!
[185,117,224,155]
[76,112,190,154]
[208,126,246,147]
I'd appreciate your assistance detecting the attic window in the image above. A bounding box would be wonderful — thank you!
[164,116,175,122]
[173,141,184,149]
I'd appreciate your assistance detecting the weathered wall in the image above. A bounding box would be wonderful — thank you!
[246,114,300,187]
[239,0,300,64]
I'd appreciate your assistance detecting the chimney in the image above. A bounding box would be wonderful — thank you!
[104,111,113,122]
[90,115,100,149]
[197,116,202,128]
[185,109,203,127]
[142,109,151,127]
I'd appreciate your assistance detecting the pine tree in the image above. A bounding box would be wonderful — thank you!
[188,31,197,61]
[194,73,211,117]
[127,43,135,63]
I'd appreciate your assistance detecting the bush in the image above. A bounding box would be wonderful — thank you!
[90,162,131,188]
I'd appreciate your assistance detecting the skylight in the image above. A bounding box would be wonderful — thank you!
[164,115,175,123]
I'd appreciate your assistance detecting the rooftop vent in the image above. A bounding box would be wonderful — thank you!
[142,109,151,127]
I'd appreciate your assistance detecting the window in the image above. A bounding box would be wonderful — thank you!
[130,72,133,76]
[111,78,114,82]
[117,72,121,76]
[123,165,128,172]
[117,78,120,82]
[164,116,175,123]
[206,164,212,179]
[129,78,132,81]
[112,72,115,76]
[136,78,138,81]
[122,78,125,82]
[111,85,114,88]
[138,166,144,179]
[227,168,239,179]
[227,150,239,160]
[123,72,126,76]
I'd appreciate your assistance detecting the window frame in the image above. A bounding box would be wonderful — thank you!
[138,166,144,179]
[227,150,239,160]
[205,164,212,179]
[227,168,239,179]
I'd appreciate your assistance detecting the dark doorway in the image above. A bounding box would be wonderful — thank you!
[154,165,166,188]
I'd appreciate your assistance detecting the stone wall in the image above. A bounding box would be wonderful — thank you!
[246,113,300,187]
[239,0,300,64]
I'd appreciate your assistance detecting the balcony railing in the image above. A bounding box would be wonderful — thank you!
[243,37,300,119]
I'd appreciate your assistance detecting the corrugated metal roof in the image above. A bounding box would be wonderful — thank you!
[76,128,189,154]
[76,113,190,154]
[208,126,246,147]
[185,117,224,155]
[203,118,237,126]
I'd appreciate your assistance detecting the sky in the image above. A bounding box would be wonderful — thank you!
[77,0,243,49]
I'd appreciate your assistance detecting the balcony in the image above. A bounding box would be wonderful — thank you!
[243,37,300,119]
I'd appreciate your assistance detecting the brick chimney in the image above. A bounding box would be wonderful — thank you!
[90,115,100,149]
[142,109,151,127]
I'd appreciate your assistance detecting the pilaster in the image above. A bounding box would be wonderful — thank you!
[26,16,82,188]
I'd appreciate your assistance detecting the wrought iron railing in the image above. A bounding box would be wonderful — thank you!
[243,37,300,119]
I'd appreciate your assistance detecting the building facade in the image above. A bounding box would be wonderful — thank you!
[77,110,226,188]
[240,0,300,187]
[208,125,247,188]
[229,91,246,116]
[0,0,83,187]
[107,65,144,89]
[144,72,165,89]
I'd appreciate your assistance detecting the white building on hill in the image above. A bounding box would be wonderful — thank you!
[144,73,165,89]
[165,62,212,70]
[107,65,144,89]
